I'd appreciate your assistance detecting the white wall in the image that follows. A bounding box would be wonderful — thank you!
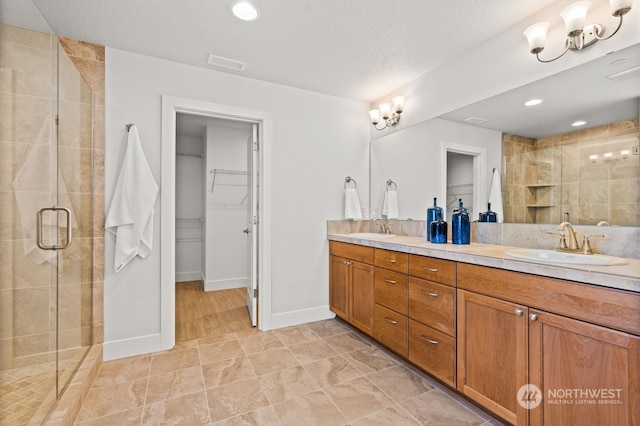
[204,125,250,291]
[370,118,501,221]
[104,48,370,359]
[175,134,204,282]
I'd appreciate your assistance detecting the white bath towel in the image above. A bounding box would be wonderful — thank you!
[344,188,363,220]
[488,168,504,223]
[105,125,159,272]
[382,189,399,219]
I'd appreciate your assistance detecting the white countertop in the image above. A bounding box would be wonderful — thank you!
[328,233,640,294]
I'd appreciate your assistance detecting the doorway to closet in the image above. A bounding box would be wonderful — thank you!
[174,113,257,341]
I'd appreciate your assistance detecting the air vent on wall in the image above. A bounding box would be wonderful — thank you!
[207,54,247,71]
[464,117,488,124]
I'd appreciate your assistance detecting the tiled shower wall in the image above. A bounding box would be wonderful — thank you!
[502,119,640,226]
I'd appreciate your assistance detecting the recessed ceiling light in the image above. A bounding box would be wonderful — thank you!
[231,1,260,21]
[524,99,543,106]
[572,120,587,127]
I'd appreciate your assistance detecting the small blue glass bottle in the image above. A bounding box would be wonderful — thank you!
[426,197,443,241]
[430,218,447,244]
[452,199,470,245]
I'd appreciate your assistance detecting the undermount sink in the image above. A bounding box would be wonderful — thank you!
[505,248,627,266]
[348,232,397,239]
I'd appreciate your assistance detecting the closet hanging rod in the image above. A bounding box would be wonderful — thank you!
[208,169,248,175]
[177,153,204,158]
[176,217,204,222]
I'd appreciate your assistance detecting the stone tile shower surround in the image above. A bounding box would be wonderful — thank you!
[0,23,105,425]
[502,119,639,226]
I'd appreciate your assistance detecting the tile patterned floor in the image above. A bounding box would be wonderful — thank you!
[74,319,502,425]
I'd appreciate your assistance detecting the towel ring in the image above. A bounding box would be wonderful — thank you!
[344,176,357,189]
[386,179,397,192]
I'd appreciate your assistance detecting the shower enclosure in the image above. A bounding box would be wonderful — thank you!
[0,12,93,425]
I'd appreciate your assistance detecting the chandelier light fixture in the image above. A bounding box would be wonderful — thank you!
[369,96,405,131]
[523,0,634,63]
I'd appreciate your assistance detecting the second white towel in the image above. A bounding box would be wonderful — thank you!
[382,189,399,219]
[345,188,363,220]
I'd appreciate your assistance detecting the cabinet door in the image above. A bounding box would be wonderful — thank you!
[350,260,375,335]
[457,290,528,426]
[529,310,640,426]
[329,255,349,320]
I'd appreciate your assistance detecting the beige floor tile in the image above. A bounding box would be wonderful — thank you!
[199,340,246,365]
[274,324,320,346]
[91,355,150,388]
[341,347,398,374]
[323,332,372,354]
[247,347,299,376]
[367,365,434,403]
[352,404,421,425]
[288,339,338,364]
[142,391,210,425]
[206,377,270,422]
[239,332,284,354]
[401,389,486,426]
[75,407,143,425]
[211,405,281,425]
[324,376,394,421]
[196,333,238,347]
[149,347,200,376]
[259,365,320,404]
[305,319,350,338]
[145,366,205,404]
[272,390,348,425]
[76,378,147,422]
[302,355,362,388]
[202,356,257,388]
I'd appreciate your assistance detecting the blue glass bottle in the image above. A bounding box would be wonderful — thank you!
[452,199,470,245]
[430,218,447,244]
[426,197,443,241]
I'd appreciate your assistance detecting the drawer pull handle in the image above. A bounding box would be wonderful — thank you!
[529,314,538,321]
[421,290,438,297]
[514,309,523,316]
[422,267,438,272]
[384,258,397,263]
[383,279,397,284]
[384,317,398,325]
[421,336,438,344]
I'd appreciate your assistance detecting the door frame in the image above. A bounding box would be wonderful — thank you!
[160,95,273,350]
[440,141,487,221]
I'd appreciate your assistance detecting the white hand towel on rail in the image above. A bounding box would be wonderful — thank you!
[344,188,363,220]
[105,125,159,272]
[488,168,504,223]
[382,189,399,219]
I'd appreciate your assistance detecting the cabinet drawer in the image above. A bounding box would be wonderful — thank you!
[409,277,455,336]
[375,268,408,315]
[409,319,455,387]
[329,241,374,264]
[408,255,455,286]
[374,304,408,357]
[374,249,408,273]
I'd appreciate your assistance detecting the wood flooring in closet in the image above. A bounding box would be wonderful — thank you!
[175,281,253,341]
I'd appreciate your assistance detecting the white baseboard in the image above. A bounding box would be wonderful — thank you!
[204,277,247,292]
[175,271,202,282]
[103,333,169,361]
[269,305,335,330]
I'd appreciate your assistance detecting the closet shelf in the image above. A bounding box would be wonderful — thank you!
[176,152,204,158]
[209,168,248,193]
[176,217,204,222]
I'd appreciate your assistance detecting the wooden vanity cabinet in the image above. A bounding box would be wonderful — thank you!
[407,254,458,387]
[329,241,375,335]
[373,249,409,356]
[457,262,640,426]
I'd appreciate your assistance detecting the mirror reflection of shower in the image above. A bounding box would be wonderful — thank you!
[446,152,474,224]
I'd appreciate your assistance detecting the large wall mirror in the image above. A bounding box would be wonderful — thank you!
[371,43,639,227]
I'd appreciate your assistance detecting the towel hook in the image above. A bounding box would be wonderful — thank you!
[126,123,134,132]
[386,179,397,192]
[344,176,357,189]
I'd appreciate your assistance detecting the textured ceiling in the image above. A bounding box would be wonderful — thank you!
[13,0,558,103]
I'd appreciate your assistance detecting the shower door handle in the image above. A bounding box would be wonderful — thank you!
[37,206,72,250]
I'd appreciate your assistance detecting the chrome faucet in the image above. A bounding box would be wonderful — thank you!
[558,221,580,252]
